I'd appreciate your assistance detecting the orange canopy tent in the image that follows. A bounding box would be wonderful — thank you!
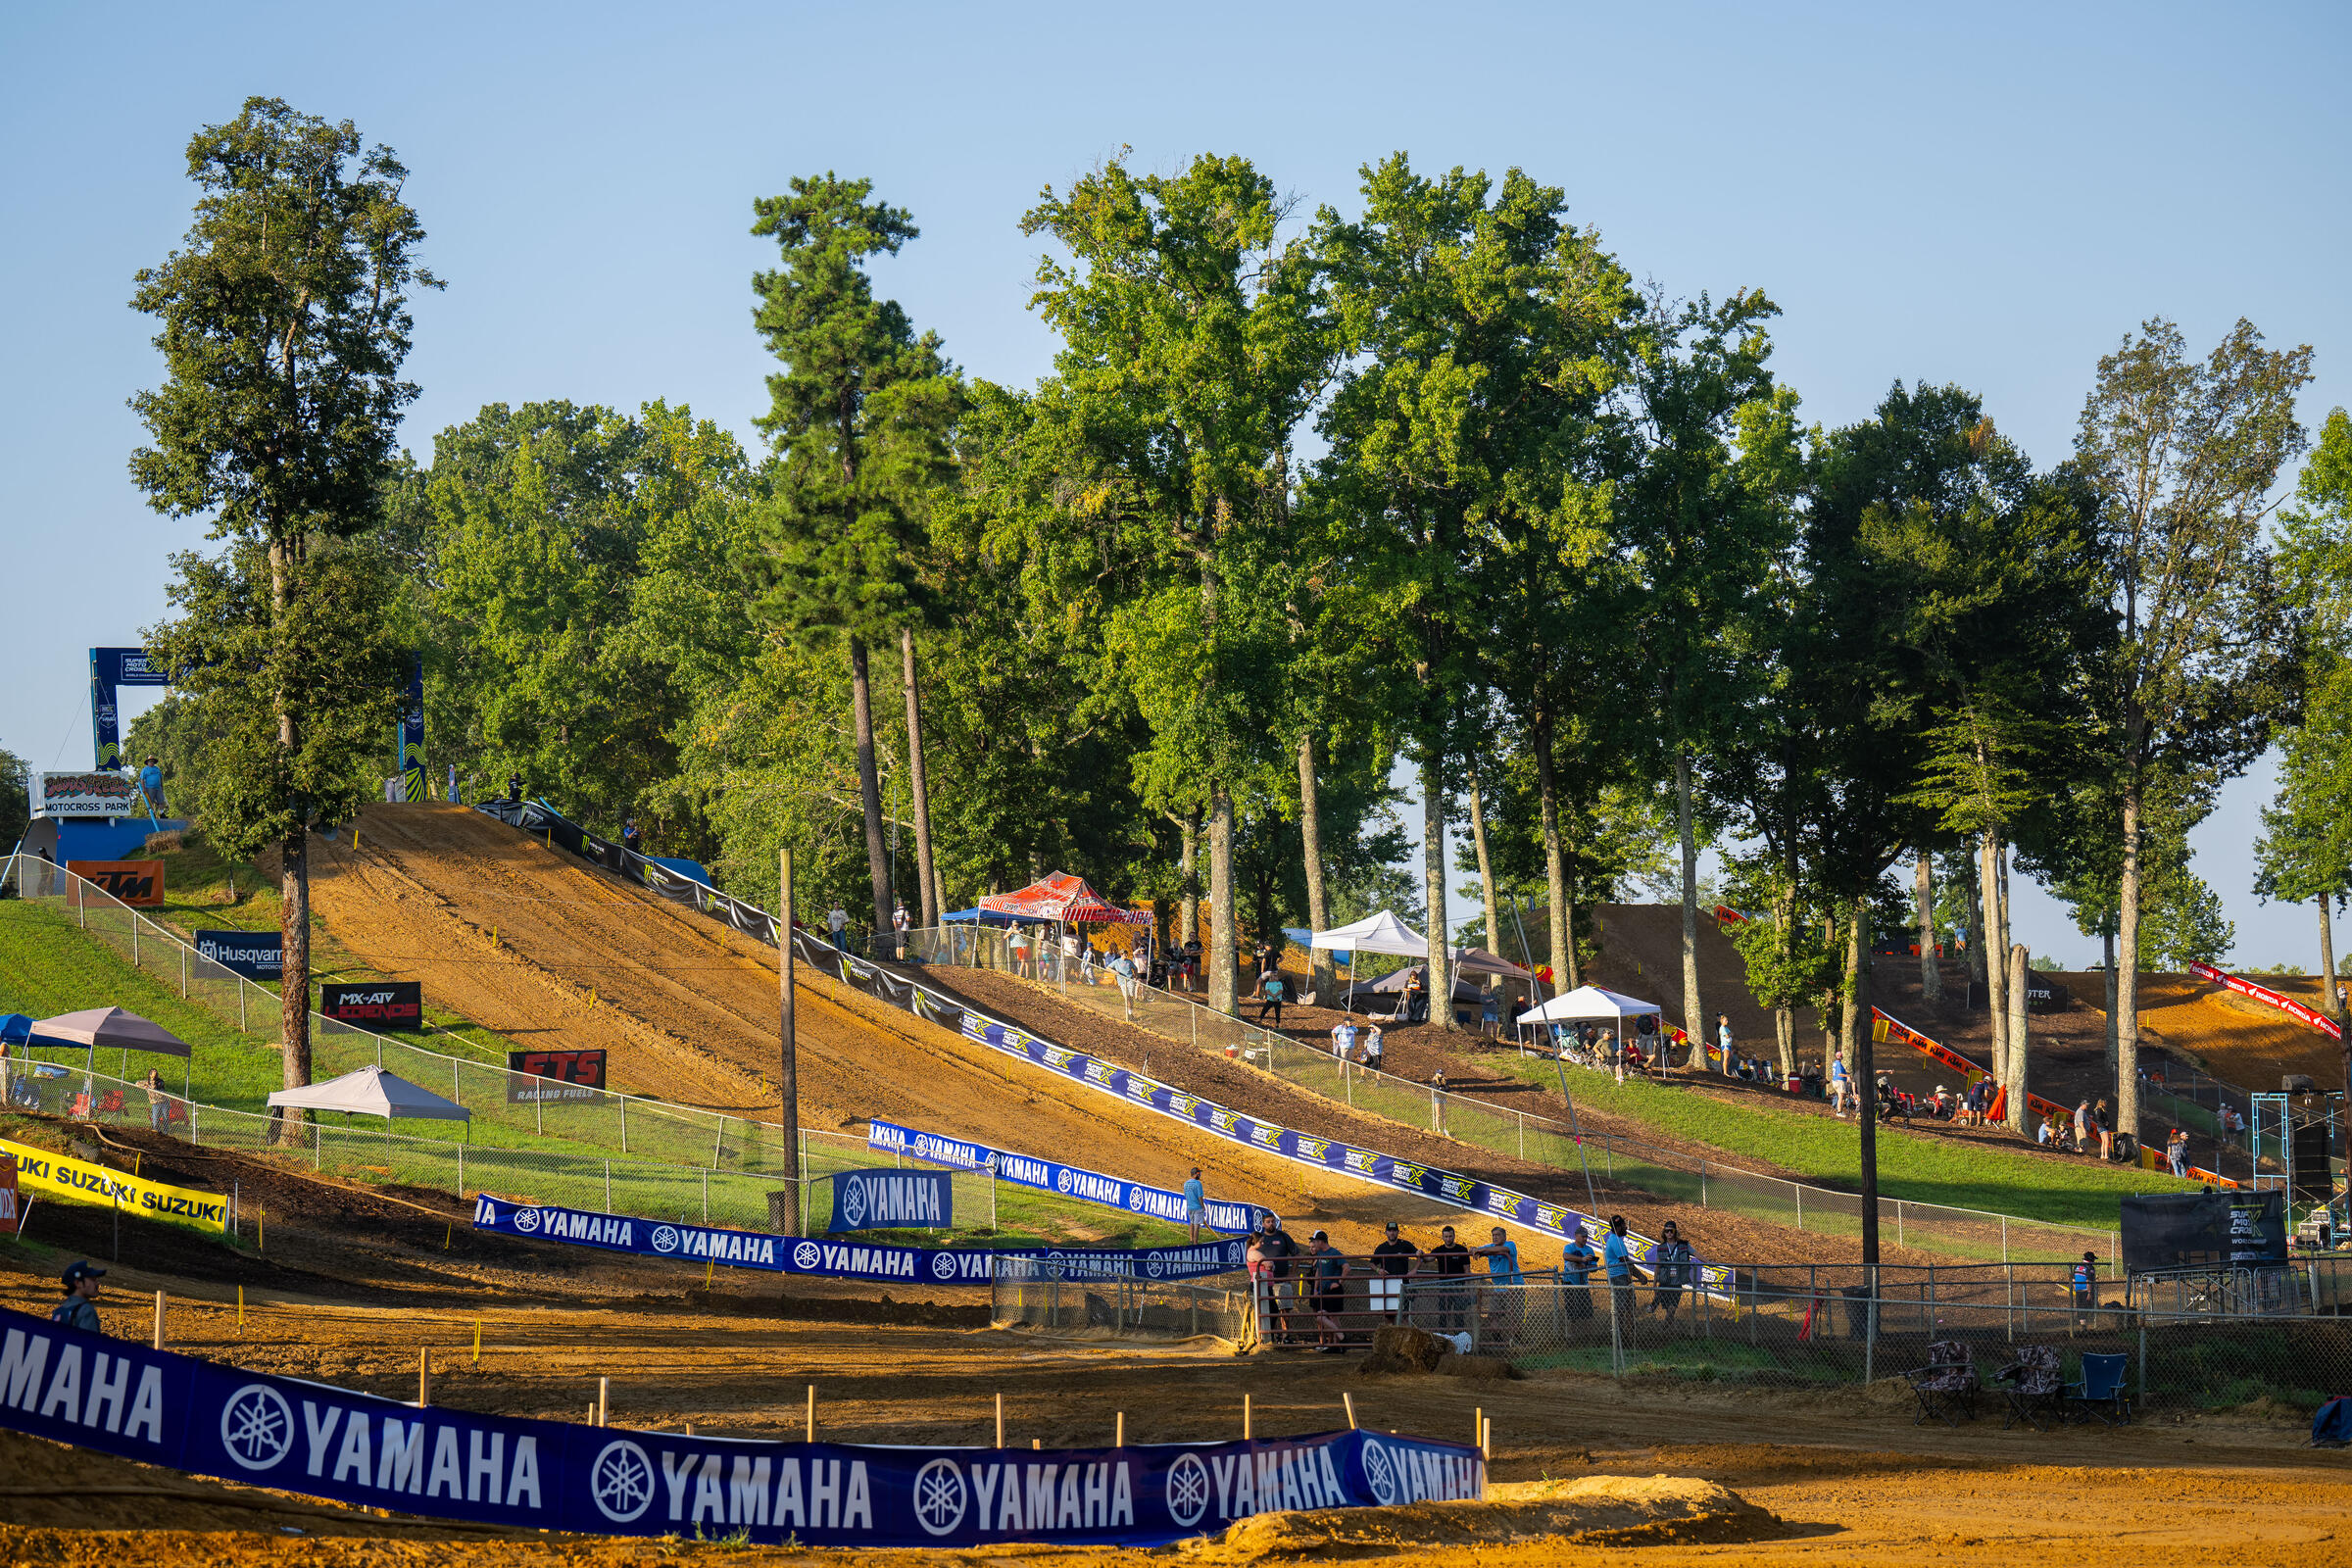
[978,871,1151,925]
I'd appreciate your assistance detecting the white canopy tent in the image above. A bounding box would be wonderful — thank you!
[1307,910,1427,956]
[1516,985,1662,1027]
[267,1064,470,1124]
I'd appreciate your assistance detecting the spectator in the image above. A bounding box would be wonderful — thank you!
[1717,1013,1736,1076]
[1250,1214,1298,1343]
[507,772,523,805]
[1363,1024,1385,1073]
[828,903,851,954]
[1182,1167,1207,1242]
[1601,1214,1648,1327]
[1932,1085,1953,1120]
[1370,1222,1419,1324]
[1307,1231,1349,1351]
[1559,1230,1598,1322]
[1428,1225,1473,1335]
[2071,1250,2097,1319]
[895,903,912,956]
[2092,1097,2114,1161]
[1058,927,1081,980]
[1649,1220,1692,1326]
[51,1261,104,1334]
[138,756,166,817]
[1401,968,1427,1024]
[2073,1097,2092,1153]
[1829,1051,1850,1117]
[140,1067,168,1133]
[1256,969,1289,1029]
[2037,1114,2057,1147]
[621,817,643,857]
[2168,1128,2190,1178]
[1182,937,1203,994]
[1108,948,1139,1020]
[1471,1226,1525,1348]
[1330,1018,1359,1061]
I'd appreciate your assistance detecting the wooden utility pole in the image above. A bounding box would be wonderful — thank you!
[778,846,802,1236]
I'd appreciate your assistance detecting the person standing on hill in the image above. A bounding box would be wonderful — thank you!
[1602,1214,1648,1330]
[2092,1098,2115,1160]
[138,756,167,817]
[1182,1167,1207,1242]
[507,772,524,805]
[1716,1013,1734,1075]
[1559,1230,1598,1322]
[1108,947,1139,1019]
[51,1261,105,1334]
[828,902,850,953]
[621,817,643,858]
[1829,1051,1849,1116]
[1307,1231,1349,1352]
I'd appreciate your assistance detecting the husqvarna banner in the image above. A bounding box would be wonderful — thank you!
[866,1120,1263,1236]
[0,1305,1476,1545]
[471,1197,1242,1285]
[824,1167,953,1232]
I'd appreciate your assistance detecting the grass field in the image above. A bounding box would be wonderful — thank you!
[1487,1053,2183,1230]
[0,898,1190,1250]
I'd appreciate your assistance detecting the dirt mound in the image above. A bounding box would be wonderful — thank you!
[1360,1323,1449,1375]
[1200,1473,1772,1557]
[2050,970,2346,1092]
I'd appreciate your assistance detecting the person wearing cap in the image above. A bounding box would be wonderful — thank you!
[1370,1221,1420,1324]
[1471,1226,1525,1347]
[1182,1167,1208,1242]
[1249,1212,1298,1344]
[2071,1250,2097,1321]
[1428,1224,1473,1335]
[1306,1231,1349,1351]
[1602,1214,1649,1330]
[52,1261,105,1334]
[1559,1229,1598,1321]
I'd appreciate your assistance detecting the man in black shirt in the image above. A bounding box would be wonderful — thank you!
[1250,1214,1298,1344]
[1427,1224,1473,1336]
[1370,1221,1420,1324]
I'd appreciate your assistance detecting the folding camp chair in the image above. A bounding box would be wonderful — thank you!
[2065,1351,2132,1426]
[1994,1345,2064,1431]
[1903,1340,1980,1426]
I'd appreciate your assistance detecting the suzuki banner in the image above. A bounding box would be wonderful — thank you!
[0,1304,1475,1546]
[867,1120,1264,1235]
[0,1138,226,1234]
[472,1197,1241,1284]
[824,1168,954,1232]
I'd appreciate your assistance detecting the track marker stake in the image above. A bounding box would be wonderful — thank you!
[472,1319,482,1363]
[444,1222,452,1250]
[1032,1439,1041,1450]
[1243,1394,1251,1440]
[152,1291,165,1350]
[995,1393,1004,1447]
[806,1385,815,1443]
[236,1286,244,1328]
[1115,1412,1125,1447]
[599,1376,610,1427]
[418,1348,431,1407]
[1343,1393,1357,1430]
[704,1259,712,1287]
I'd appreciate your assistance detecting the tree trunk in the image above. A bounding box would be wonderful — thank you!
[1775,1006,1793,1079]
[2116,771,2143,1137]
[2005,941,2030,1132]
[278,826,310,1139]
[1422,748,1454,1031]
[1533,720,1572,997]
[1843,895,1880,1275]
[2102,923,2119,1061]
[1298,733,1335,1002]
[848,637,892,945]
[1979,833,2009,1082]
[1675,746,1702,1071]
[1208,787,1238,1015]
[2319,893,2339,1017]
[900,628,939,930]
[1179,808,1200,977]
[1467,773,1502,958]
[1964,850,1987,987]
[1915,848,1941,1005]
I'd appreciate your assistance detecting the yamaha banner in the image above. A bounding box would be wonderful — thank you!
[825,1168,954,1232]
[472,1197,1242,1284]
[194,929,282,982]
[0,1305,1475,1546]
[867,1120,1262,1236]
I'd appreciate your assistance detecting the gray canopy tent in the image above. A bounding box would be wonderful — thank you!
[268,1064,471,1132]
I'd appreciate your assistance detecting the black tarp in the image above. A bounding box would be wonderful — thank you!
[2120,1190,2230,1273]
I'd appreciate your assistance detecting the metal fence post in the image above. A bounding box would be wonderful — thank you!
[712,1116,724,1170]
[2138,1317,2148,1401]
[180,946,187,998]
[1795,1185,1802,1231]
[702,1169,710,1224]
[604,1160,612,1213]
[457,1143,465,1197]
[2001,1214,2008,1261]
[620,1097,628,1154]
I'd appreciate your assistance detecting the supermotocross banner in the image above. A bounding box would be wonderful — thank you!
[471,1196,1245,1285]
[0,1305,1477,1546]
[866,1119,1265,1236]
[2187,960,2343,1041]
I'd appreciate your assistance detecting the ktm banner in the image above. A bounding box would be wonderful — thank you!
[67,860,164,908]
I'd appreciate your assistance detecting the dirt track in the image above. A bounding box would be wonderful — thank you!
[306,806,1466,1252]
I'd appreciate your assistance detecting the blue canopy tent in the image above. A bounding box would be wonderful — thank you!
[940,907,1027,926]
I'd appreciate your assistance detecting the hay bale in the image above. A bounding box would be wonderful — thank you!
[1358,1323,1448,1375]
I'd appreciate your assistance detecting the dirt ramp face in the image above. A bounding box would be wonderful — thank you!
[306,805,1444,1250]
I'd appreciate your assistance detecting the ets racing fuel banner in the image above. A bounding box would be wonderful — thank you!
[505,1049,607,1104]
[0,1303,1476,1546]
[471,1196,1243,1285]
[866,1120,1263,1236]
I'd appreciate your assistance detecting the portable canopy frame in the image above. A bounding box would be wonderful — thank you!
[267,1064,470,1123]
[979,872,1152,926]
[1307,909,1428,956]
[1516,985,1662,1027]
[29,1005,192,1060]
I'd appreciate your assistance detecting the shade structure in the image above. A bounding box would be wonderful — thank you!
[1453,947,1532,980]
[1340,963,1486,1008]
[267,1064,469,1122]
[939,906,1024,926]
[28,1006,191,1059]
[1308,910,1427,956]
[1516,985,1662,1026]
[978,871,1151,926]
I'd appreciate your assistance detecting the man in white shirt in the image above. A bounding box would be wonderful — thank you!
[827,904,849,953]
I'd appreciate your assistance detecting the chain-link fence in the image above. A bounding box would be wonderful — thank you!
[908,926,2119,1268]
[992,1257,1253,1343]
[4,855,790,1176]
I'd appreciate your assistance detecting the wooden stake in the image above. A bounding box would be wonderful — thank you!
[472,1319,482,1364]
[704,1259,712,1287]
[152,1291,165,1350]
[418,1348,431,1407]
[598,1376,610,1427]
[587,1403,597,1424]
[1482,1415,1493,1459]
[806,1385,815,1443]
[443,1222,452,1250]
[1031,1439,1041,1450]
[685,1423,697,1437]
[1243,1394,1251,1440]
[1115,1412,1125,1446]
[236,1285,244,1328]
[995,1393,1004,1448]
[1474,1407,1483,1449]
[258,1207,265,1253]
[1343,1393,1357,1430]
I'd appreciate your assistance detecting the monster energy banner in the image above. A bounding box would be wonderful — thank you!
[395,657,426,804]
[471,1197,1241,1284]
[0,1305,1475,1545]
[467,799,1719,1294]
[866,1120,1264,1236]
[824,1168,953,1232]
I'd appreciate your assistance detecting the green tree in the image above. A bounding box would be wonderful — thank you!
[2075,318,2312,1135]
[749,174,958,946]
[127,98,437,1117]
[0,747,28,851]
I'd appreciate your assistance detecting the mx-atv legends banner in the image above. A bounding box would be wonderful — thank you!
[0,1305,1477,1546]
[472,1197,1243,1285]
[321,981,422,1032]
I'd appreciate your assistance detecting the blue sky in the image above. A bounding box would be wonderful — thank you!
[2,2,2346,966]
